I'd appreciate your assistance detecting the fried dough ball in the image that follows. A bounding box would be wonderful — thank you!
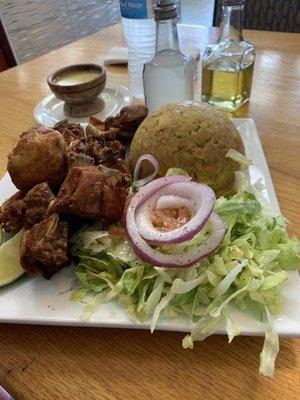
[7,127,67,192]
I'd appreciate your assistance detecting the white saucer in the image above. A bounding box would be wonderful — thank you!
[34,84,133,127]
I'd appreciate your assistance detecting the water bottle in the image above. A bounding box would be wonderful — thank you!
[119,1,181,99]
[119,1,156,99]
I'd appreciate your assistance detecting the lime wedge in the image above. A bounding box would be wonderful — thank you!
[0,228,25,287]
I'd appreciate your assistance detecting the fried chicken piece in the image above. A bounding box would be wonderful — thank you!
[68,137,87,155]
[86,121,118,141]
[85,138,118,163]
[89,116,105,132]
[49,164,128,222]
[0,183,55,232]
[20,214,69,279]
[106,139,126,158]
[98,164,130,208]
[0,192,26,232]
[66,136,130,181]
[66,150,95,169]
[104,105,148,141]
[23,183,55,227]
[105,158,131,184]
[85,140,125,166]
[54,120,85,145]
[7,127,67,192]
[84,137,125,161]
[68,136,125,161]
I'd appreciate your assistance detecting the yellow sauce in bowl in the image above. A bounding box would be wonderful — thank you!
[55,70,101,86]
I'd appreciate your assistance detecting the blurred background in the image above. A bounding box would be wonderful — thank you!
[0,0,299,70]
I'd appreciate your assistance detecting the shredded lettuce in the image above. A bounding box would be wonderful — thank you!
[223,310,240,343]
[72,187,299,378]
[183,315,223,346]
[151,290,175,333]
[259,306,279,378]
[226,148,252,168]
[209,260,248,298]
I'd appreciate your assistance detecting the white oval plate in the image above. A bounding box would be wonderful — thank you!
[34,84,132,127]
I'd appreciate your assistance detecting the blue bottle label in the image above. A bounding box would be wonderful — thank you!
[119,0,156,19]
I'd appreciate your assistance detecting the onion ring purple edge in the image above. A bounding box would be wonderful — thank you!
[128,175,191,212]
[126,212,226,268]
[133,153,160,187]
[135,182,215,244]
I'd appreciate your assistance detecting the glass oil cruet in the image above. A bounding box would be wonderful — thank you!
[202,0,255,112]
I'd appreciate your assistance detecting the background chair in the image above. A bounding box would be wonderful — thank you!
[213,0,300,33]
[0,0,120,64]
[0,15,17,72]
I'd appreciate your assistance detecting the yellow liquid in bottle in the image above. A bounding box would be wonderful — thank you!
[202,62,254,112]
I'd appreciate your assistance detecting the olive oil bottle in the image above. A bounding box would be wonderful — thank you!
[202,0,255,112]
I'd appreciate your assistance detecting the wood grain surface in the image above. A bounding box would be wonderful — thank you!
[0,24,299,400]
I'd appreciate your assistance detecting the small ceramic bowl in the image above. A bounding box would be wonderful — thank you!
[47,63,106,117]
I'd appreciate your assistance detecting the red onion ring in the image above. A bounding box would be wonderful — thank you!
[133,154,160,188]
[135,182,215,244]
[126,212,225,268]
[127,175,191,213]
[125,175,225,268]
[156,195,196,214]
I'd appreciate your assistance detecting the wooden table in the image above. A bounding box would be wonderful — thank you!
[0,24,299,400]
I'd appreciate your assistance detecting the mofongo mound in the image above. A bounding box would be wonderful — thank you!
[129,102,245,196]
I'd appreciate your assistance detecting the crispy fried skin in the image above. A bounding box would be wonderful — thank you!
[76,137,125,162]
[23,183,55,227]
[20,214,69,279]
[66,136,130,181]
[7,127,66,192]
[0,192,26,232]
[89,116,105,132]
[0,183,55,232]
[54,121,85,145]
[86,121,119,142]
[84,138,125,164]
[104,105,148,141]
[65,150,95,169]
[83,138,130,178]
[105,139,125,158]
[84,137,125,163]
[107,158,131,180]
[49,165,128,222]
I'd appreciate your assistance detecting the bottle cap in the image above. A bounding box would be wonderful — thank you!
[154,0,177,21]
